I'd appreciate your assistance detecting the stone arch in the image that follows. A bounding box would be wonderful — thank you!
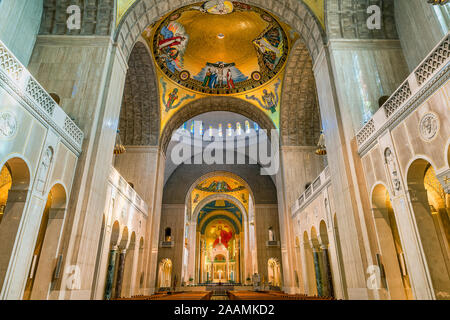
[24,183,67,300]
[371,183,412,299]
[281,39,321,146]
[303,230,317,295]
[119,226,129,249]
[115,0,325,63]
[406,159,450,299]
[318,220,329,245]
[122,231,136,297]
[0,157,31,292]
[157,258,172,289]
[163,161,278,205]
[192,193,249,224]
[159,96,276,153]
[119,39,160,146]
[110,221,121,247]
[267,257,282,287]
[186,170,256,212]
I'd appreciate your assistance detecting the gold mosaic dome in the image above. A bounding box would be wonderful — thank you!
[147,1,289,95]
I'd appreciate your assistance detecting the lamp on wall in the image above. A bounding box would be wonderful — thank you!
[315,130,327,155]
[427,0,448,5]
[113,130,126,155]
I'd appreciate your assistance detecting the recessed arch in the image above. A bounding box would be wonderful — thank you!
[119,39,160,146]
[192,194,248,224]
[280,39,321,146]
[110,221,121,247]
[406,159,450,299]
[23,183,67,300]
[0,157,31,291]
[371,183,412,299]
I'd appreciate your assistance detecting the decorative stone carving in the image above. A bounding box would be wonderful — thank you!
[0,112,17,138]
[419,112,439,141]
[384,148,401,195]
[35,147,54,193]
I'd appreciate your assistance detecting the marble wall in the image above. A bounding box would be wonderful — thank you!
[395,0,449,72]
[0,0,43,66]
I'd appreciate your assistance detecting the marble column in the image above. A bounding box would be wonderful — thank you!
[408,187,450,298]
[320,245,334,298]
[312,247,323,297]
[104,246,118,300]
[0,189,29,292]
[114,250,127,299]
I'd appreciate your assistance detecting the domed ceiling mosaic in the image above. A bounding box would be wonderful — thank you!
[116,1,323,133]
[150,2,289,95]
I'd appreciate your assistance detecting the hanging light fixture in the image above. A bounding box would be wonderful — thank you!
[427,0,448,5]
[114,130,126,155]
[315,130,327,156]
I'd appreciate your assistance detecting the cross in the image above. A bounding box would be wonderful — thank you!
[444,176,449,184]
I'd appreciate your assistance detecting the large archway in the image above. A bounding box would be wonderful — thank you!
[114,0,325,63]
[0,158,31,292]
[407,159,450,299]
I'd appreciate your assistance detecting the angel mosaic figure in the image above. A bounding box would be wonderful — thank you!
[245,79,281,113]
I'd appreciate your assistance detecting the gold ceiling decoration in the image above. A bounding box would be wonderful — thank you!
[191,175,249,214]
[149,1,289,95]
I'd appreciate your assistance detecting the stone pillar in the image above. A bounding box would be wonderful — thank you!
[104,247,118,300]
[372,207,406,299]
[312,247,323,297]
[114,250,126,299]
[235,238,240,283]
[30,208,66,300]
[299,240,310,294]
[408,187,450,298]
[28,36,129,300]
[320,245,334,298]
[0,189,29,292]
[277,146,324,294]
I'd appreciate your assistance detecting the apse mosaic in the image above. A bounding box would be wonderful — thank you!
[191,176,249,214]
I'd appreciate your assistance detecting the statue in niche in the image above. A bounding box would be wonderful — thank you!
[384,148,401,195]
[268,227,275,242]
[36,147,53,193]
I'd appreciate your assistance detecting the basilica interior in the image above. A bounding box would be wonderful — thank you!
[0,0,449,301]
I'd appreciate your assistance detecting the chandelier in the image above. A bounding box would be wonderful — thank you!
[113,130,126,155]
[427,0,448,5]
[315,130,327,156]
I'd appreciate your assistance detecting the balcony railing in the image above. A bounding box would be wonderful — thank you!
[109,166,148,216]
[356,32,449,154]
[291,167,330,217]
[0,40,84,155]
